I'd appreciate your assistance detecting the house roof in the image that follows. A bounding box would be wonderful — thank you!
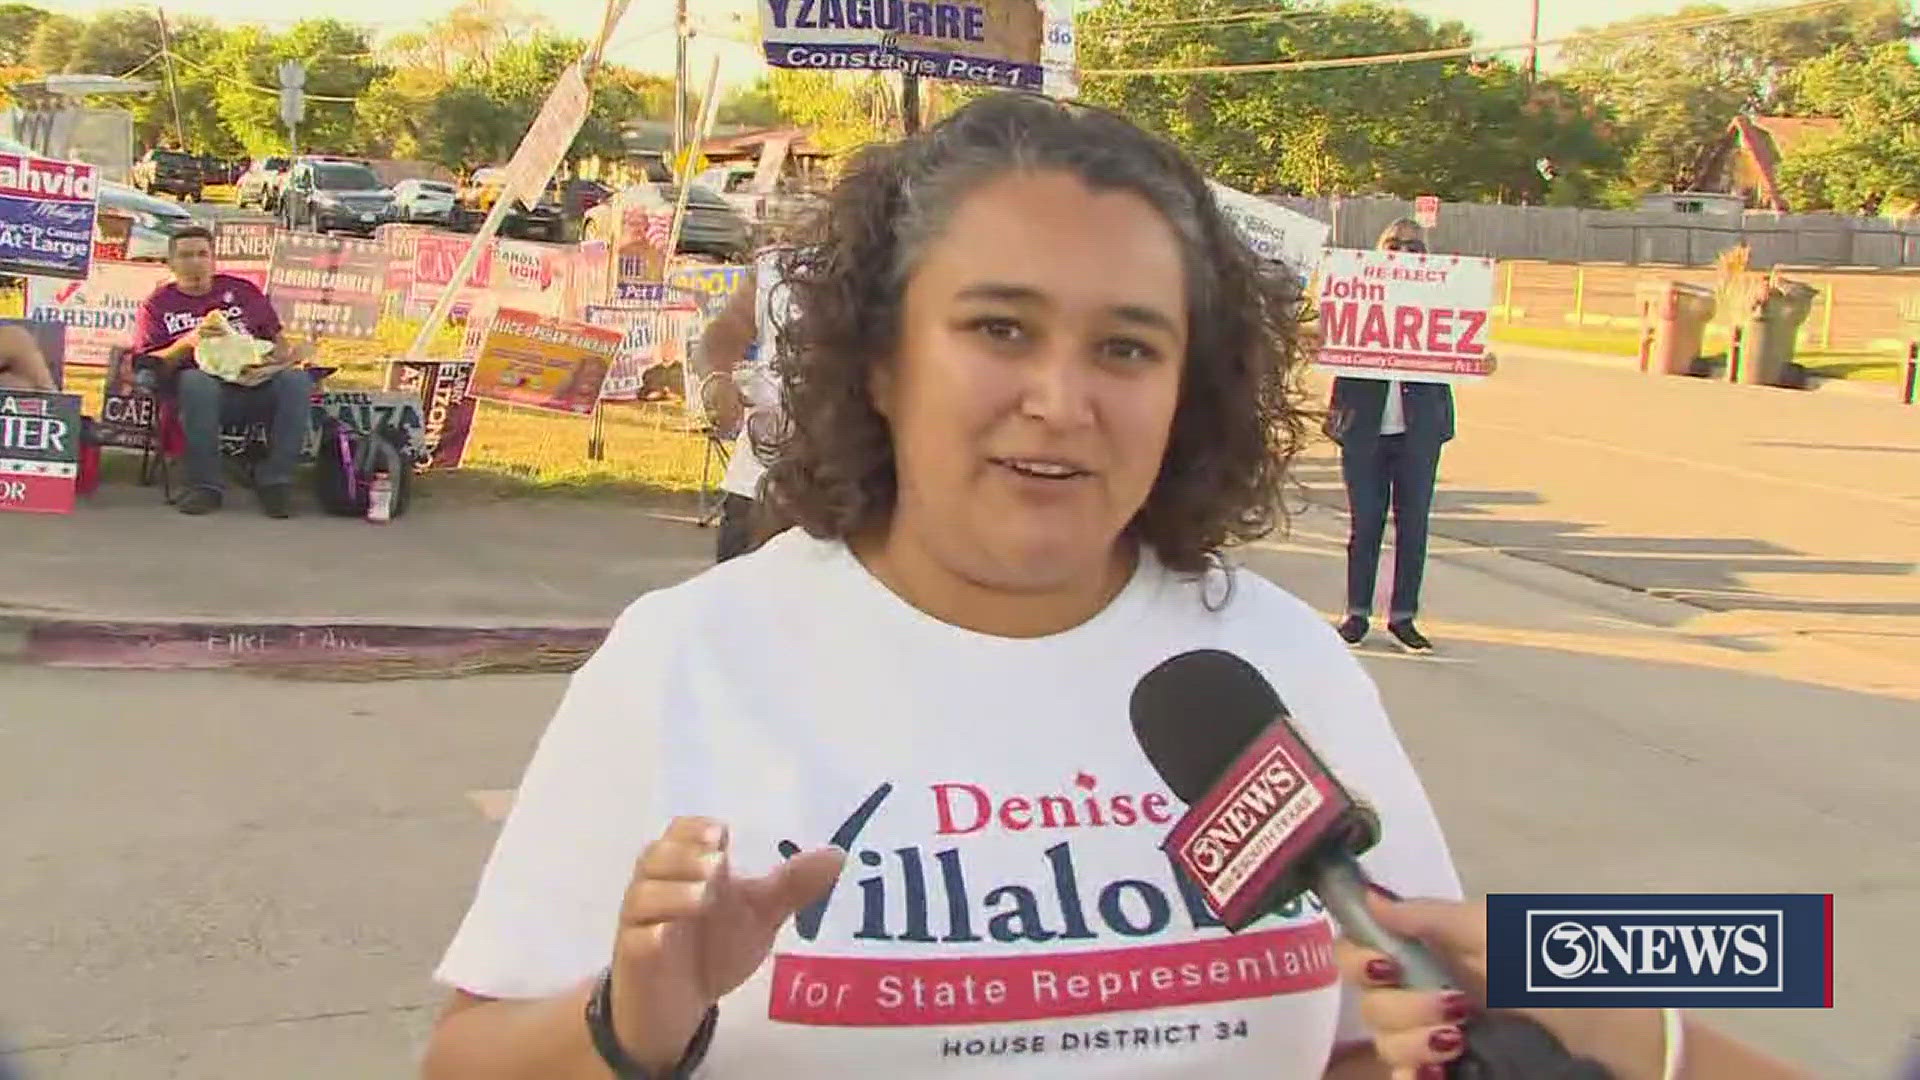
[1727,115,1842,211]
[702,126,824,158]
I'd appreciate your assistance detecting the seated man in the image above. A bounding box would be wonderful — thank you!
[130,225,313,517]
[0,323,57,391]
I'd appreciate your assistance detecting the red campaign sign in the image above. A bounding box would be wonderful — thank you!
[1313,247,1497,383]
[0,390,83,515]
[767,921,1334,1027]
[410,233,494,314]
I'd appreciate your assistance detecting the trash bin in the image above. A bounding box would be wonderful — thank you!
[1635,280,1717,375]
[1733,281,1818,386]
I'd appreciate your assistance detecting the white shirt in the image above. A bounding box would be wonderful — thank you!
[434,531,1463,1077]
[1378,380,1406,437]
[720,248,796,499]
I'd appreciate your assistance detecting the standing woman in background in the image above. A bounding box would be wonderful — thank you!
[1325,218,1453,653]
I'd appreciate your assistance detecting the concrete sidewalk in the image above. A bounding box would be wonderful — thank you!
[1299,346,1920,685]
[3,341,1915,692]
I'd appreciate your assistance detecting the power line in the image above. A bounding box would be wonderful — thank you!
[161,49,361,101]
[1089,7,1333,32]
[1080,0,1856,77]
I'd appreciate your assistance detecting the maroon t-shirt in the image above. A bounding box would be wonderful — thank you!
[129,273,283,368]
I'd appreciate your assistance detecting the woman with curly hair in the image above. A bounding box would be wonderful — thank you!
[423,92,1462,1079]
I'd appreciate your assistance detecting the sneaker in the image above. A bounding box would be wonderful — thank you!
[175,486,222,515]
[1387,620,1433,653]
[257,484,294,519]
[1336,615,1369,646]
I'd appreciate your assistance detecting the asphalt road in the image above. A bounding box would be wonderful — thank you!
[3,517,1912,1079]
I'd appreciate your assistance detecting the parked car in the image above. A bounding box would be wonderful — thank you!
[656,182,751,261]
[499,182,567,242]
[391,178,458,224]
[279,158,395,236]
[101,181,197,260]
[131,148,203,201]
[236,156,291,210]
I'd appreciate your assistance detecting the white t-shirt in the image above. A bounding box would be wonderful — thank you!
[1379,381,1406,437]
[435,531,1462,1077]
[720,248,797,499]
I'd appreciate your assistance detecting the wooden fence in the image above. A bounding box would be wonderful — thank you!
[1494,260,1920,353]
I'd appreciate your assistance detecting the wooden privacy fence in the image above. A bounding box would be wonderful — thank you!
[1274,194,1920,270]
[1494,261,1920,353]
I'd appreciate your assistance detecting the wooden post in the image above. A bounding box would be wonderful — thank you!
[1819,280,1835,350]
[901,74,922,136]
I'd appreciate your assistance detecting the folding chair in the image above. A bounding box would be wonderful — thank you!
[126,354,334,503]
[692,371,737,528]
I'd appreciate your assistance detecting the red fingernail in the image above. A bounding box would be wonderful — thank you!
[1417,1066,1448,1080]
[1441,992,1474,1024]
[1366,880,1403,901]
[1429,1026,1464,1054]
[1364,957,1400,984]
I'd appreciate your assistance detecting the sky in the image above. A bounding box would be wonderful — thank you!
[34,0,1827,93]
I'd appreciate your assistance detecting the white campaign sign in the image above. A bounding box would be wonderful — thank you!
[1206,181,1331,283]
[1313,247,1497,384]
[500,63,590,209]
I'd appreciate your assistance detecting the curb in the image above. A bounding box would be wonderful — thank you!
[1,616,613,679]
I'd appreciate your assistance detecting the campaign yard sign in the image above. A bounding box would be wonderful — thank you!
[470,309,622,416]
[1314,247,1497,383]
[26,261,171,367]
[759,0,1078,96]
[583,303,662,401]
[267,232,392,339]
[0,152,99,281]
[1207,181,1331,285]
[215,219,276,264]
[385,359,478,472]
[0,389,83,514]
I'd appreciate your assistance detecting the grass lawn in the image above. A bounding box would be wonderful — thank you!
[62,315,718,503]
[1489,324,1906,383]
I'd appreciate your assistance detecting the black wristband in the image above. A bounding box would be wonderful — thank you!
[585,968,718,1079]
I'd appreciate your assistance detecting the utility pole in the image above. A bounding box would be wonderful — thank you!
[155,6,187,149]
[900,74,921,135]
[1526,0,1541,85]
[672,0,688,168]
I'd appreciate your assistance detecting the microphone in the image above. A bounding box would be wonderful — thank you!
[1129,648,1613,1080]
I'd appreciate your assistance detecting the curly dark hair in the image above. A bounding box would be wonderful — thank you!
[759,91,1311,575]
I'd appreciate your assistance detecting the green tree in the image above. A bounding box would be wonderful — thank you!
[25,13,81,74]
[1076,0,1616,201]
[718,79,786,127]
[766,70,894,157]
[1561,1,1913,197]
[208,20,384,156]
[1774,43,1920,213]
[0,3,49,67]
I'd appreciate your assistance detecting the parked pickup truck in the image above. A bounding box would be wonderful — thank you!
[131,148,204,201]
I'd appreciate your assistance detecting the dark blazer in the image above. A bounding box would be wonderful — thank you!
[1324,376,1455,448]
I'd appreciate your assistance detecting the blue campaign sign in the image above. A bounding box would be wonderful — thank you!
[1486,893,1833,1009]
[0,151,99,281]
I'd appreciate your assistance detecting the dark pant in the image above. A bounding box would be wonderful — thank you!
[176,368,312,492]
[716,493,757,564]
[1341,434,1442,622]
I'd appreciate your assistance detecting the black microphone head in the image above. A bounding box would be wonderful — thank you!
[1129,649,1280,803]
[1131,648,1381,929]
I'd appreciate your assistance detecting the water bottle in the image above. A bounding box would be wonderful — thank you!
[367,470,393,524]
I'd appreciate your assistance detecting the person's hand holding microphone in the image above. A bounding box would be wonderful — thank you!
[1336,893,1814,1080]
[606,816,845,1072]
